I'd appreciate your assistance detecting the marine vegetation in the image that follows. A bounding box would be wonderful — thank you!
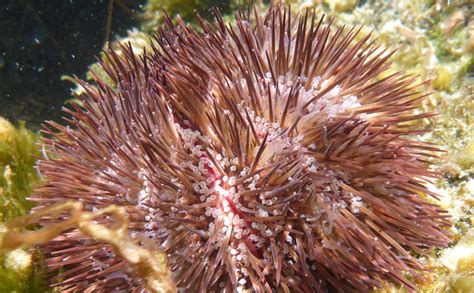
[2,201,174,292]
[0,117,46,292]
[2,6,453,292]
[141,0,249,31]
[0,117,40,221]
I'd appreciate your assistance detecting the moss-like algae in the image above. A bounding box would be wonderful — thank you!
[0,247,49,293]
[141,0,251,33]
[0,117,40,221]
[0,117,49,292]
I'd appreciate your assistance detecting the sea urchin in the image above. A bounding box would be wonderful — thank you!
[32,6,451,292]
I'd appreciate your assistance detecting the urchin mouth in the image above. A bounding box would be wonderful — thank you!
[214,176,271,257]
[153,108,323,256]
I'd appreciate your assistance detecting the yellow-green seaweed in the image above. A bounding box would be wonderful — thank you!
[0,117,47,292]
[0,117,40,221]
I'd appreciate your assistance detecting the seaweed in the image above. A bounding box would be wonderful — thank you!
[0,117,46,292]
[0,117,40,221]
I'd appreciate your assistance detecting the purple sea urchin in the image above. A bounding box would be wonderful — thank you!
[32,7,451,292]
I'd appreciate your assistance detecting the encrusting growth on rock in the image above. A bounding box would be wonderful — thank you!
[28,6,450,292]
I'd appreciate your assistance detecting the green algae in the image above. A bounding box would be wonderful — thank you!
[0,117,49,292]
[0,117,40,221]
[0,247,49,293]
[141,0,251,33]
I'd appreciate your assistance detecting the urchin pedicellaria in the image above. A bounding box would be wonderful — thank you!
[33,7,451,292]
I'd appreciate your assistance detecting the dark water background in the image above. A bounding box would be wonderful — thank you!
[0,0,145,130]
